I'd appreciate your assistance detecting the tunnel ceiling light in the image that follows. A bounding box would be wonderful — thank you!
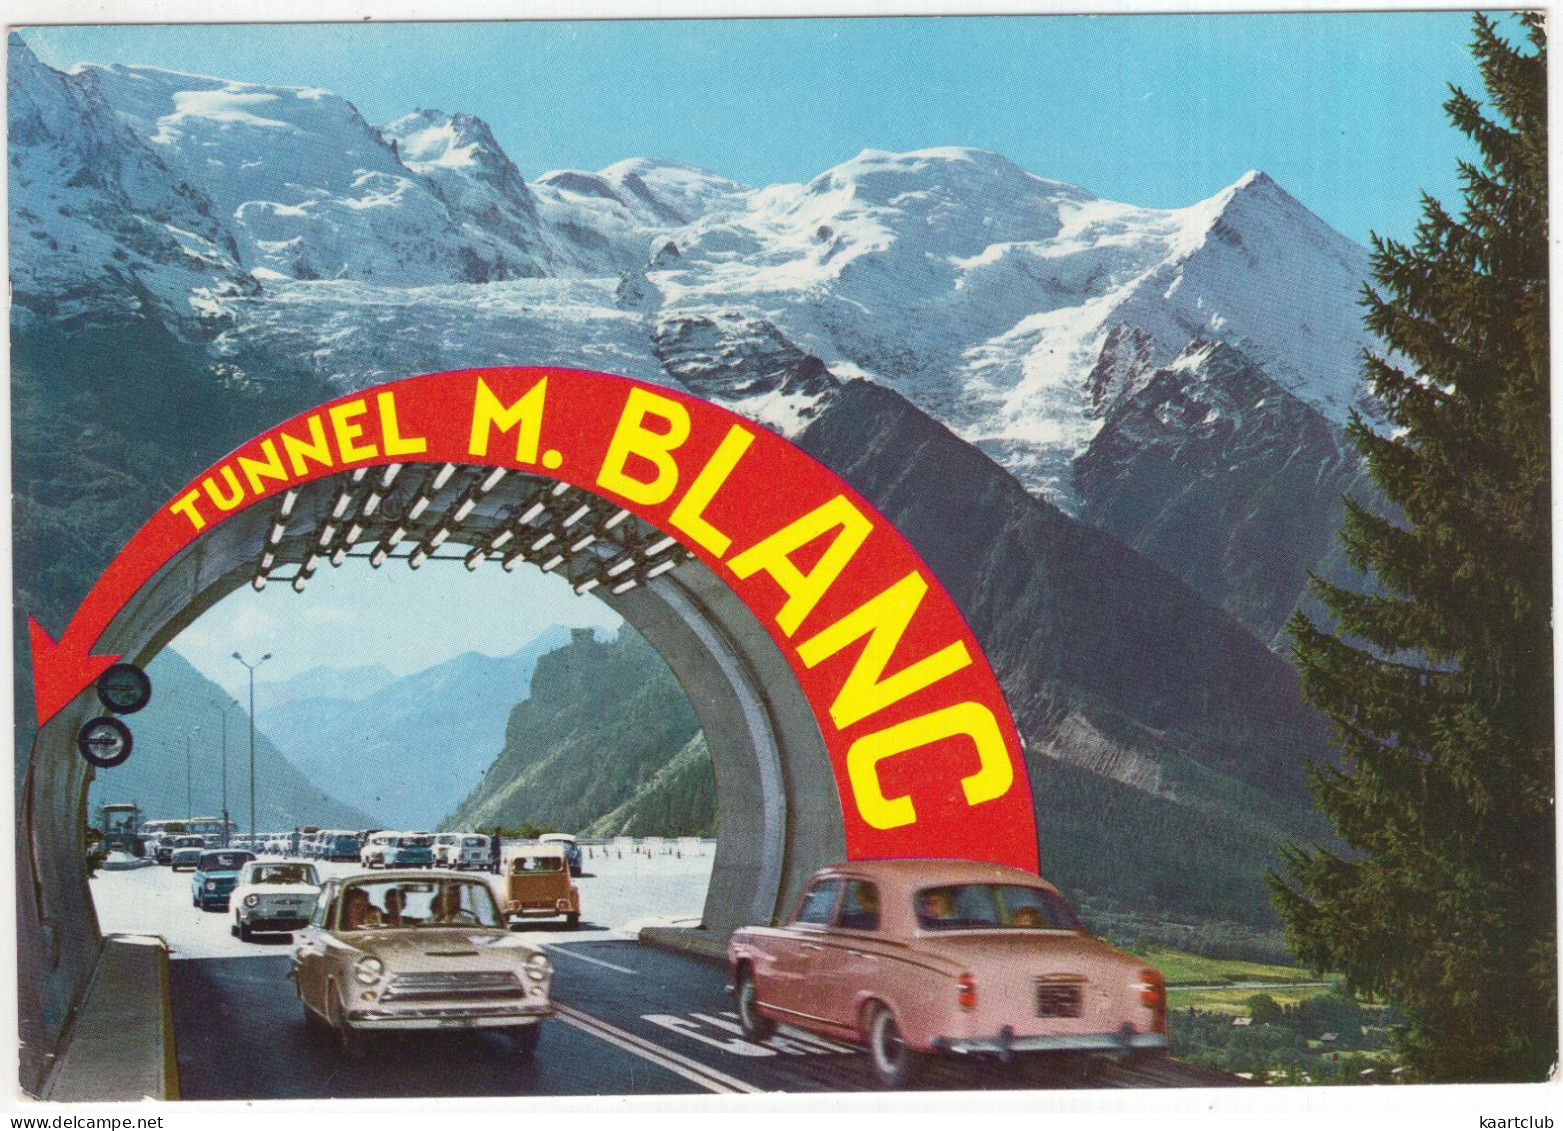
[432,463,457,491]
[331,547,347,568]
[252,576,267,592]
[352,467,369,483]
[605,509,631,530]
[381,463,403,489]
[532,532,556,551]
[465,548,488,571]
[260,551,275,571]
[570,534,596,553]
[607,557,637,578]
[540,554,564,572]
[501,549,526,572]
[318,523,337,547]
[269,521,287,544]
[563,505,590,528]
[363,491,383,517]
[292,572,310,594]
[480,467,507,493]
[387,525,407,548]
[409,495,431,521]
[304,553,321,573]
[575,577,601,595]
[550,481,570,497]
[519,502,545,525]
[489,530,513,550]
[646,559,679,580]
[280,489,299,519]
[430,527,451,548]
[345,523,364,545]
[612,578,639,595]
[331,492,353,519]
[452,495,477,523]
[646,535,677,557]
[409,547,428,570]
[370,546,390,569]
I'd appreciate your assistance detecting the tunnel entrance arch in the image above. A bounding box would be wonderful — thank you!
[19,367,1038,1089]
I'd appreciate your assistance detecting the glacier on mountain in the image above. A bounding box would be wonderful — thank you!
[11,39,1380,513]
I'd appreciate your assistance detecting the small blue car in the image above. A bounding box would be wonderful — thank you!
[191,849,256,911]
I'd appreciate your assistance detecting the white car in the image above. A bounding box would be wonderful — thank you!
[433,833,491,870]
[169,836,207,871]
[231,860,322,940]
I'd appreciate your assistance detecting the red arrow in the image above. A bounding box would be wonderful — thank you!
[29,510,191,725]
[29,618,122,726]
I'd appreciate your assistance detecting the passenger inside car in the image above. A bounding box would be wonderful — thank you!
[341,888,382,930]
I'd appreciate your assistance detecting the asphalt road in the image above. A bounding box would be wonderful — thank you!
[169,940,1242,1098]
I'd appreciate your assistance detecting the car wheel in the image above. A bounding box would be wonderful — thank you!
[239,921,253,941]
[565,913,580,928]
[510,1022,542,1056]
[867,1002,922,1088]
[735,970,775,1042]
[326,984,366,1060]
[231,921,240,938]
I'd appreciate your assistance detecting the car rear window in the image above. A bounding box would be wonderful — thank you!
[914,884,1083,931]
[199,852,254,871]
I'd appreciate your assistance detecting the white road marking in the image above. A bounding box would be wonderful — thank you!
[552,1003,764,1094]
[643,1013,777,1057]
[543,945,637,974]
[714,1010,859,1054]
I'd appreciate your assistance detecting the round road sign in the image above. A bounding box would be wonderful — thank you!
[95,663,152,715]
[77,717,134,769]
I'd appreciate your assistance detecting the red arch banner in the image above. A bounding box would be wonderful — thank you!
[30,368,1039,871]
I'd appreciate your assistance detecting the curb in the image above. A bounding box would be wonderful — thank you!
[637,925,732,968]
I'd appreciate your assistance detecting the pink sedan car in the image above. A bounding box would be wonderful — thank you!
[727,858,1168,1086]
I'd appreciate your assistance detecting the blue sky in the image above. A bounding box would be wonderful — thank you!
[21,12,1485,245]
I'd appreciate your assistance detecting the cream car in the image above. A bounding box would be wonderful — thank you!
[231,861,321,940]
[291,872,553,1058]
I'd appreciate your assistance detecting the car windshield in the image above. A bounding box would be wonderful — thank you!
[198,852,253,871]
[335,879,502,930]
[250,864,317,885]
[463,837,488,848]
[914,884,1083,931]
[398,836,431,847]
[175,837,203,847]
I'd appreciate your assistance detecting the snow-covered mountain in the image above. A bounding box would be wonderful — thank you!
[11,37,1381,641]
[8,36,254,331]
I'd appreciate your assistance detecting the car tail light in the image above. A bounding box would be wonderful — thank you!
[1136,968,1166,1032]
[957,973,977,1010]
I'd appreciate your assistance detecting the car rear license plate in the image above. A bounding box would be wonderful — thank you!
[1037,983,1084,1018]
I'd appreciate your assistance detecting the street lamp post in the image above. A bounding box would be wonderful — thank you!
[232,652,272,838]
[179,726,200,820]
[212,698,239,847]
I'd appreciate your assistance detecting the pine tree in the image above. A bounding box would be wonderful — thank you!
[1271,14,1552,1083]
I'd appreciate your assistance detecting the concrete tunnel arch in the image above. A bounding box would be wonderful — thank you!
[17,367,1037,1091]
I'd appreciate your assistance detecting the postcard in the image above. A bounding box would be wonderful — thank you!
[7,5,1553,1116]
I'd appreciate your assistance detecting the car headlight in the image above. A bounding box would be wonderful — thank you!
[205,880,217,890]
[353,955,385,985]
[524,953,552,982]
[244,894,259,907]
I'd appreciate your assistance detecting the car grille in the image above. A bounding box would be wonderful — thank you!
[1036,980,1084,1018]
[381,971,525,1002]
